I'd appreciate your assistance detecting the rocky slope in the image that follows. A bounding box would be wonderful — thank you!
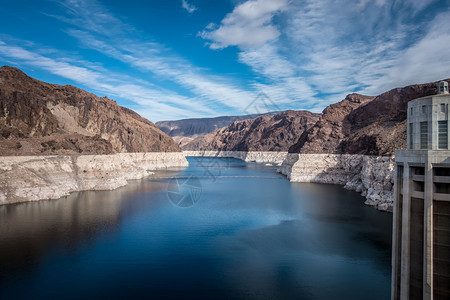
[0,66,181,155]
[289,80,450,155]
[183,110,320,151]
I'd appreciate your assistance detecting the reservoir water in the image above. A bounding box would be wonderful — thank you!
[0,157,392,299]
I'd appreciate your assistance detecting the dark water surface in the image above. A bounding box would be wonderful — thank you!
[0,157,392,299]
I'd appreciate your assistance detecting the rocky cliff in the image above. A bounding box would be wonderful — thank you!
[279,154,394,211]
[289,80,450,155]
[183,110,320,151]
[0,152,188,204]
[0,66,181,155]
[284,79,450,211]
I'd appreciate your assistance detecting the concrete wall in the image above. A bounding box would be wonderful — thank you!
[407,94,450,150]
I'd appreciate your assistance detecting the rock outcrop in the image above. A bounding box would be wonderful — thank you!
[284,79,450,211]
[0,65,181,155]
[279,154,394,211]
[183,110,320,152]
[0,152,188,204]
[289,94,374,153]
[0,66,189,205]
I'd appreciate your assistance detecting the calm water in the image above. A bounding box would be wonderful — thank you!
[0,157,392,299]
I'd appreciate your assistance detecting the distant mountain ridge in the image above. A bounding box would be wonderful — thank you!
[156,112,279,146]
[182,110,320,151]
[0,66,181,155]
[181,79,450,156]
[156,113,278,137]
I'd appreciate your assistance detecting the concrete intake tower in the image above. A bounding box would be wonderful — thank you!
[392,81,450,299]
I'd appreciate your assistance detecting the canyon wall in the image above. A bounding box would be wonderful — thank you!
[0,66,181,155]
[0,152,188,205]
[279,153,394,211]
[183,150,288,165]
[183,110,320,152]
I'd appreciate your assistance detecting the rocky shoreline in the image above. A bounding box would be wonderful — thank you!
[279,153,394,212]
[185,151,394,212]
[0,152,188,205]
[1,150,395,210]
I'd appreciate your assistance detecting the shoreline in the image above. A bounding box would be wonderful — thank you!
[1,150,395,211]
[0,152,188,205]
[183,150,288,165]
[185,150,394,212]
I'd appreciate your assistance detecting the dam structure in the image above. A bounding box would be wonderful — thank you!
[392,81,450,299]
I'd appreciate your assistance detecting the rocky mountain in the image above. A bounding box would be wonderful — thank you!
[156,113,277,146]
[288,93,375,153]
[0,66,181,155]
[289,80,450,155]
[183,110,320,151]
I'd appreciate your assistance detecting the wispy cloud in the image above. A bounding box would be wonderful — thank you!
[200,0,289,49]
[57,0,267,114]
[201,0,450,110]
[0,38,215,121]
[1,0,278,121]
[1,0,448,123]
[181,0,197,14]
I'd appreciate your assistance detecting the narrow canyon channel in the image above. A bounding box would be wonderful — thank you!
[0,157,392,299]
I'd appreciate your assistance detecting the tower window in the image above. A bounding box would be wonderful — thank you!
[422,105,427,114]
[438,120,448,149]
[409,123,414,149]
[441,104,446,113]
[411,107,414,116]
[420,121,428,149]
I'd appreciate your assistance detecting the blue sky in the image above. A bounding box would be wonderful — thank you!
[0,0,449,122]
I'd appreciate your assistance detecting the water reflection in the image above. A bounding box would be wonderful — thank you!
[0,173,172,283]
[0,158,392,299]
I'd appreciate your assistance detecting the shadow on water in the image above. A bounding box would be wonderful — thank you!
[0,172,178,284]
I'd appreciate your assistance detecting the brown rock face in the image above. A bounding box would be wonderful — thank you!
[289,94,375,153]
[0,66,181,155]
[183,110,320,151]
[289,80,450,155]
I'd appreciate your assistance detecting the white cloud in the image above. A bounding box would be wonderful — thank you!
[181,0,197,14]
[366,9,450,93]
[41,0,275,119]
[200,0,289,49]
[66,29,257,113]
[51,0,131,36]
[357,0,371,9]
[0,40,217,121]
[4,0,449,123]
[200,0,450,115]
[404,0,440,14]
